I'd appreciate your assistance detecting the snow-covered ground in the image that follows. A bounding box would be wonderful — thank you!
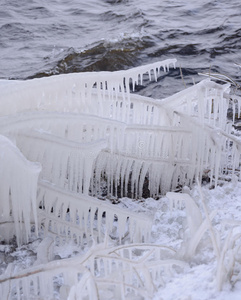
[152,180,241,300]
[1,179,241,300]
[109,179,240,299]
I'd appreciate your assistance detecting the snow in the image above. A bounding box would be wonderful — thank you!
[152,181,241,300]
[116,180,241,300]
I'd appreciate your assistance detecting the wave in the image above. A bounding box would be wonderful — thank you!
[2,0,240,99]
[28,34,153,78]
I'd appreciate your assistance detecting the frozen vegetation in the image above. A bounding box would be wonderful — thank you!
[0,59,241,299]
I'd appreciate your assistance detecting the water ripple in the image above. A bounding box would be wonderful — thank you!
[0,0,240,97]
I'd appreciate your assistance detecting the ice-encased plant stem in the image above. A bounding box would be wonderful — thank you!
[1,87,241,198]
[37,181,152,245]
[0,242,185,300]
[166,183,220,260]
[0,59,177,119]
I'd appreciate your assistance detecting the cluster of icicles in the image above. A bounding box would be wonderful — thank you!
[0,58,241,299]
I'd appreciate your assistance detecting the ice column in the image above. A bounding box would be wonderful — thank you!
[0,135,41,245]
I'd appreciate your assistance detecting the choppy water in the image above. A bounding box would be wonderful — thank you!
[1,0,241,98]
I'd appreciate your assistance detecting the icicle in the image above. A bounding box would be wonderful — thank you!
[124,159,133,196]
[138,162,150,197]
[118,216,127,243]
[233,99,236,124]
[238,96,241,119]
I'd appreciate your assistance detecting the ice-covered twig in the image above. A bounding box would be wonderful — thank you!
[197,180,220,258]
[199,72,240,89]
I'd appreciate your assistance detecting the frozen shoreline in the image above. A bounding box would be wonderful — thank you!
[1,180,241,299]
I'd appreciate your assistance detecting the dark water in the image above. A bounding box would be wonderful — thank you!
[1,0,241,98]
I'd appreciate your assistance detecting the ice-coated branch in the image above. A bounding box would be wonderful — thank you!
[37,181,152,245]
[0,59,176,119]
[0,241,183,299]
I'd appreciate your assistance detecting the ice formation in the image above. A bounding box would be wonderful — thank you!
[1,58,241,299]
[37,181,152,245]
[0,243,185,300]
[0,135,41,245]
[0,59,176,119]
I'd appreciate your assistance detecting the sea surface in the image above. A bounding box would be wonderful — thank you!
[0,0,241,98]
